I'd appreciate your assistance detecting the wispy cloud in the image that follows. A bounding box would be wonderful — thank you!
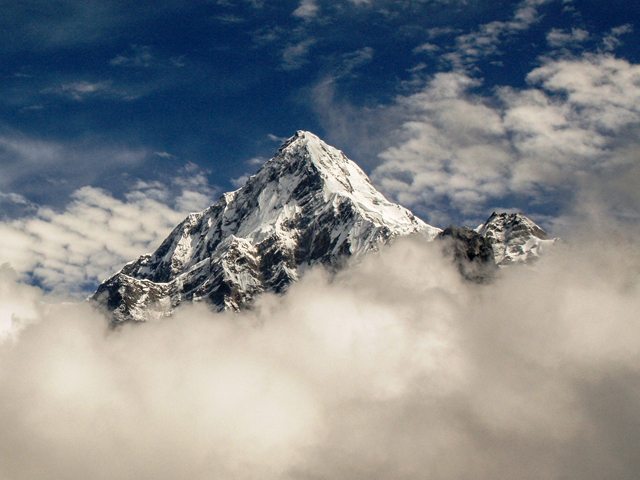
[267,134,287,143]
[212,14,247,24]
[436,0,552,71]
[43,81,113,101]
[281,38,316,70]
[0,131,149,201]
[337,47,374,78]
[230,174,250,188]
[602,24,633,51]
[248,155,267,165]
[153,151,175,159]
[293,0,319,21]
[40,79,152,102]
[413,42,440,54]
[110,45,154,67]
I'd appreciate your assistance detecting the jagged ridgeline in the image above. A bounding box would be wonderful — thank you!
[92,131,553,324]
[92,131,441,323]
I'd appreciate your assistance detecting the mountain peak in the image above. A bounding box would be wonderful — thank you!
[476,212,553,265]
[281,130,322,147]
[276,130,330,161]
[270,131,357,187]
[93,132,440,323]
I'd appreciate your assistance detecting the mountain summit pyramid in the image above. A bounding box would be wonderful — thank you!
[93,131,441,323]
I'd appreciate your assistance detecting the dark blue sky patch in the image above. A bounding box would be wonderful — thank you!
[1,0,638,227]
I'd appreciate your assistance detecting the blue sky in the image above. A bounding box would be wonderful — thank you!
[1,0,639,294]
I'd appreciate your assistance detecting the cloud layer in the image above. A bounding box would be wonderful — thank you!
[361,52,640,226]
[0,223,639,479]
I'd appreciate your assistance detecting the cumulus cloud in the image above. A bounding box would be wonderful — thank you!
[0,222,639,479]
[439,0,552,71]
[0,172,217,297]
[546,27,589,48]
[362,53,640,226]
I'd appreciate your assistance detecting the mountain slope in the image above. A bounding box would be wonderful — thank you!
[92,131,441,323]
[475,212,555,266]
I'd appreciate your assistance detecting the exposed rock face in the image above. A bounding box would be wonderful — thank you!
[91,132,557,324]
[475,212,555,266]
[437,226,498,283]
[92,131,441,324]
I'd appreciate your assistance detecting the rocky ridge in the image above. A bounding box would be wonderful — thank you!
[475,212,555,266]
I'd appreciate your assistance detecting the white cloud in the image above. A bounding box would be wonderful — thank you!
[281,38,316,70]
[427,26,458,40]
[43,81,113,100]
[249,155,267,165]
[602,24,633,51]
[370,72,514,222]
[0,173,217,297]
[230,174,250,188]
[337,47,374,77]
[413,42,440,54]
[293,0,319,20]
[0,225,639,479]
[0,191,32,206]
[0,265,42,341]
[546,27,589,48]
[153,151,174,159]
[523,54,640,134]
[439,0,552,70]
[268,133,287,143]
[346,53,640,226]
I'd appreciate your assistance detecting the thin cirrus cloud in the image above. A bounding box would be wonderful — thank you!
[109,45,154,68]
[602,23,634,51]
[41,81,115,101]
[293,0,319,20]
[437,0,553,70]
[281,38,317,70]
[0,131,150,204]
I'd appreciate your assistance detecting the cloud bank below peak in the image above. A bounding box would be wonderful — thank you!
[1,222,639,479]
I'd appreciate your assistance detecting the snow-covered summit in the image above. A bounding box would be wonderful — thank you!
[93,131,440,323]
[475,212,555,265]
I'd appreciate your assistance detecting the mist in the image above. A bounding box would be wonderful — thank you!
[1,224,639,479]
